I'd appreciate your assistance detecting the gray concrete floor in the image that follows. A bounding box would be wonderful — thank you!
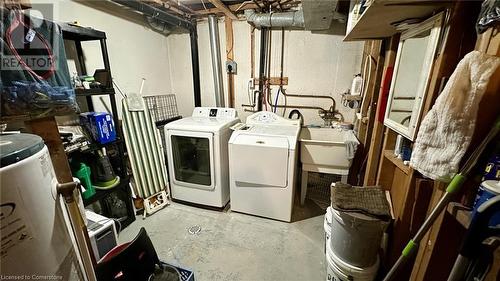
[119,200,327,281]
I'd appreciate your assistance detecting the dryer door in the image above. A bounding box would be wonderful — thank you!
[231,135,289,188]
[167,130,215,190]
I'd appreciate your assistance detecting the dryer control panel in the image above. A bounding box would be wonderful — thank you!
[192,107,237,118]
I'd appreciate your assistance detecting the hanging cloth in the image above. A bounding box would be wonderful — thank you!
[410,51,500,182]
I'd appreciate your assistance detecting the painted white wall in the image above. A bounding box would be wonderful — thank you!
[168,19,364,124]
[29,0,173,117]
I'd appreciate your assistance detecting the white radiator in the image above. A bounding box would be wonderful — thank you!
[122,95,169,215]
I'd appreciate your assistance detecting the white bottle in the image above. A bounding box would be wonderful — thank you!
[351,74,363,96]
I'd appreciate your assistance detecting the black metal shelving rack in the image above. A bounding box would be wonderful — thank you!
[61,23,135,229]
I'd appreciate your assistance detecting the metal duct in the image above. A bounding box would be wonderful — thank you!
[244,9,304,28]
[146,16,172,36]
[111,0,193,30]
[190,28,202,107]
[208,15,225,107]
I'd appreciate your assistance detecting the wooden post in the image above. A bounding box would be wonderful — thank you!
[225,16,235,108]
[364,35,399,186]
[25,117,97,280]
[25,117,73,183]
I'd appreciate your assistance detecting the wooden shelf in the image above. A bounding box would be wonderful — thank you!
[383,150,411,174]
[344,0,451,41]
[447,202,472,229]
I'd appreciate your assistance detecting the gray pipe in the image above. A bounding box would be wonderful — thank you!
[208,15,225,107]
[244,9,304,28]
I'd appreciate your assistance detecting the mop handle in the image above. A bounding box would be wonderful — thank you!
[383,116,500,281]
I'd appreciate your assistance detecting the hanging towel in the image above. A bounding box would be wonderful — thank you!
[410,51,500,182]
[343,129,360,160]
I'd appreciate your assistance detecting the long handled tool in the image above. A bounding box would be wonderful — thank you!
[382,116,500,281]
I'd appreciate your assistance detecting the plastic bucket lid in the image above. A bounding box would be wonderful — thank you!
[481,180,500,194]
[326,236,379,280]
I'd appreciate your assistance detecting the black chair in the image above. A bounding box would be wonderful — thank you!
[96,227,160,281]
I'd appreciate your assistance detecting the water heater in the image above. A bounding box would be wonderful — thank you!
[0,133,81,278]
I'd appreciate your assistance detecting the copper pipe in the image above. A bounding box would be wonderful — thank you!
[276,91,336,110]
[267,89,329,111]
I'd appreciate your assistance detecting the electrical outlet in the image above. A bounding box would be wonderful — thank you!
[226,60,237,74]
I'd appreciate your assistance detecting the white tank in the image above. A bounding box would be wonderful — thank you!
[0,133,81,279]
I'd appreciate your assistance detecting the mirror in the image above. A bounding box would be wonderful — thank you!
[384,13,443,140]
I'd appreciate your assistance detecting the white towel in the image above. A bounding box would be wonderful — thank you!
[343,130,360,160]
[410,51,500,182]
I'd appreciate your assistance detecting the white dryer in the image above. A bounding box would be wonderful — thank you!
[228,111,301,222]
[165,107,239,207]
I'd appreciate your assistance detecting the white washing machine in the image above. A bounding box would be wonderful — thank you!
[165,107,239,207]
[228,111,301,222]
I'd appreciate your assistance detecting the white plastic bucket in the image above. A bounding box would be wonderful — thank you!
[324,207,333,253]
[326,235,379,281]
[330,208,388,267]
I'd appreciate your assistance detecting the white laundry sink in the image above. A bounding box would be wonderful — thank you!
[299,127,358,205]
[299,127,355,174]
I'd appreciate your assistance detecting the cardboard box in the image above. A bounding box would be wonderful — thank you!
[80,112,116,144]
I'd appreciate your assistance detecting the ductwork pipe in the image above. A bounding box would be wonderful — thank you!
[244,9,304,28]
[146,16,172,36]
[208,15,225,107]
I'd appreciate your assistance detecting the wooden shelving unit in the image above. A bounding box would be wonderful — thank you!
[383,150,411,175]
[344,0,451,41]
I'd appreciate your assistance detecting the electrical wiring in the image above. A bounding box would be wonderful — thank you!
[274,87,280,113]
[5,11,55,80]
[235,1,253,12]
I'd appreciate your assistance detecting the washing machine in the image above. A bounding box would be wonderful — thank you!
[165,107,239,207]
[228,111,301,222]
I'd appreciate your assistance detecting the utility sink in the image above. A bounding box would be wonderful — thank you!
[299,127,359,205]
[300,127,356,173]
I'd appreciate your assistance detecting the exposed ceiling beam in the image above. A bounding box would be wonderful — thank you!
[207,0,238,20]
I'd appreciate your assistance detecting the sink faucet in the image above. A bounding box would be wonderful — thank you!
[318,106,344,127]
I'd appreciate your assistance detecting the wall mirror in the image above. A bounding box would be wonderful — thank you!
[384,12,443,141]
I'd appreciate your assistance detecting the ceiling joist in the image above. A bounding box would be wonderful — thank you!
[207,0,238,20]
